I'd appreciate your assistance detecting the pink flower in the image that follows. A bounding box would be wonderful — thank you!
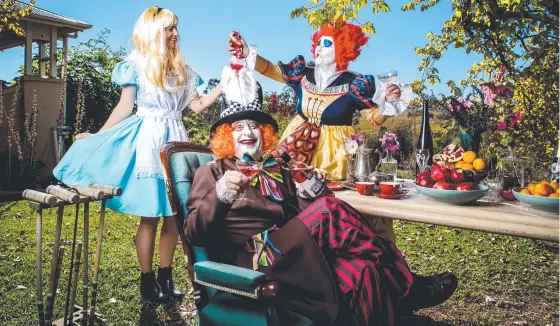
[509,111,522,128]
[448,103,460,112]
[380,132,400,153]
[458,98,473,109]
[514,110,522,121]
[497,121,507,130]
[497,66,507,82]
[350,133,365,146]
[480,83,495,105]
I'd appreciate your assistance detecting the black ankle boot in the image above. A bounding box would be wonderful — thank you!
[157,266,183,301]
[397,272,458,314]
[140,271,167,302]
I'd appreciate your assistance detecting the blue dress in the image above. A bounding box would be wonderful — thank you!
[53,52,203,217]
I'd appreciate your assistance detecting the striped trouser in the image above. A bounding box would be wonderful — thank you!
[297,196,414,326]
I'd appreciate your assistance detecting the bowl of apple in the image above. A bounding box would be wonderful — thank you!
[416,166,488,205]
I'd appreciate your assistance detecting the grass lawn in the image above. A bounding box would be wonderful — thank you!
[0,200,558,325]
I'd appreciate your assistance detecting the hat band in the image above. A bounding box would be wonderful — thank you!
[220,99,262,118]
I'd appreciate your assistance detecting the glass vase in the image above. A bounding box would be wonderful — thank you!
[380,150,398,181]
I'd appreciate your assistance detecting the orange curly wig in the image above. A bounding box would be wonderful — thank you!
[211,123,278,159]
[311,22,369,71]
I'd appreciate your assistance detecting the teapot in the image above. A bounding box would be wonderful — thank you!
[354,147,373,182]
[368,149,394,184]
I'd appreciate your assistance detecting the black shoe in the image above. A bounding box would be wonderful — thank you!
[398,272,458,313]
[140,271,167,303]
[157,266,183,301]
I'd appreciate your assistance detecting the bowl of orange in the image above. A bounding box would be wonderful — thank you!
[513,181,559,214]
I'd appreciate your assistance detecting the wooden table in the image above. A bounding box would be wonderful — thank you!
[336,181,559,243]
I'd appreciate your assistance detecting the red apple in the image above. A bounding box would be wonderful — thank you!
[456,182,475,191]
[432,181,455,190]
[501,189,516,201]
[451,168,464,183]
[431,166,451,182]
[418,177,434,188]
[416,171,431,183]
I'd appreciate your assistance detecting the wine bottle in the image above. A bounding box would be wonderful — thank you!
[550,136,560,183]
[416,98,434,175]
[277,148,326,197]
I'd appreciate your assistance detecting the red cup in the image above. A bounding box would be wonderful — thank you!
[379,182,400,196]
[356,182,375,196]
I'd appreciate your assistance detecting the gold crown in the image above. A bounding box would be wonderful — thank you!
[327,14,345,29]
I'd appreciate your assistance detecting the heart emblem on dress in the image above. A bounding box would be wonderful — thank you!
[303,142,315,151]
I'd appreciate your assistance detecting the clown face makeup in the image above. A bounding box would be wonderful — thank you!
[233,119,263,160]
[314,36,335,67]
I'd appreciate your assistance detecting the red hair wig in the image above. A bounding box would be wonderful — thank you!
[311,22,369,71]
[211,123,278,159]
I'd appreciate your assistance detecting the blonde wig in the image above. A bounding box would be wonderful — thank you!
[132,7,187,91]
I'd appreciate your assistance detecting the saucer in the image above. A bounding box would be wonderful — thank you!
[341,182,356,191]
[375,191,406,199]
[327,183,345,191]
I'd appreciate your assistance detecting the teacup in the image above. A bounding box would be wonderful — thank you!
[379,182,400,196]
[356,182,375,196]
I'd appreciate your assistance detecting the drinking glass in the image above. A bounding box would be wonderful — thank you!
[229,56,245,73]
[235,160,262,202]
[501,155,527,189]
[415,149,430,173]
[377,70,400,103]
[482,168,503,203]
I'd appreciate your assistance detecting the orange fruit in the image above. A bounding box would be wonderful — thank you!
[549,182,559,191]
[473,158,485,171]
[556,188,560,194]
[534,183,554,197]
[520,188,532,195]
[455,161,464,169]
[548,193,559,198]
[539,180,550,185]
[461,163,474,170]
[463,151,477,163]
[528,183,537,194]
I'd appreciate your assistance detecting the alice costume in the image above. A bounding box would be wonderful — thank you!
[246,46,407,181]
[53,52,203,217]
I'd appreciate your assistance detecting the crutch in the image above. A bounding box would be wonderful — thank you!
[64,202,81,326]
[45,246,65,325]
[44,204,64,325]
[88,199,106,325]
[68,241,83,325]
[45,185,79,325]
[88,185,120,325]
[22,190,57,326]
[70,186,103,326]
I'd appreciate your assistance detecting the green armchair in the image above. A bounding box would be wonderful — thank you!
[161,142,315,326]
